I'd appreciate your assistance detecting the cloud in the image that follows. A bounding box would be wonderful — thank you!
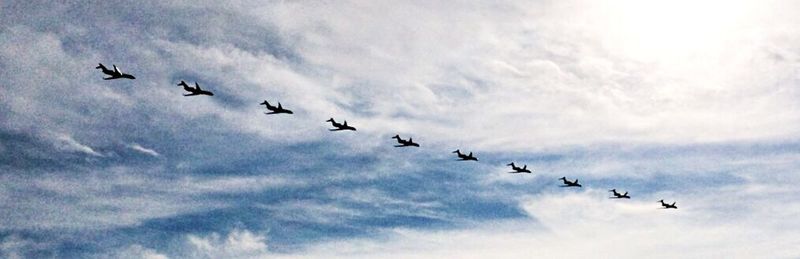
[128,143,160,157]
[4,0,800,154]
[109,245,169,259]
[184,229,269,259]
[273,188,800,259]
[121,183,800,259]
[52,133,103,157]
[0,165,308,230]
[3,0,800,258]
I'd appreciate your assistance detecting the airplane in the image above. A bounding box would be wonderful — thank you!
[391,135,419,147]
[559,177,581,187]
[506,162,532,173]
[659,200,678,209]
[96,63,135,80]
[452,149,478,161]
[326,118,356,131]
[179,81,214,96]
[608,189,631,199]
[260,100,293,114]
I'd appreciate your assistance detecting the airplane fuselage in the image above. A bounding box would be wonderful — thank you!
[559,178,581,187]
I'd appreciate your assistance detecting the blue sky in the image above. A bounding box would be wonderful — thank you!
[2,0,800,258]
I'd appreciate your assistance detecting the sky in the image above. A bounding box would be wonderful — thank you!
[1,0,800,258]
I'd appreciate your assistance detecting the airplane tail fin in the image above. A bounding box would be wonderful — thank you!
[96,63,105,69]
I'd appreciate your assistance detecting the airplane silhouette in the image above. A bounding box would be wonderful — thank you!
[179,81,214,96]
[96,63,135,80]
[391,135,419,147]
[659,200,678,209]
[609,189,631,199]
[326,118,356,131]
[260,100,293,114]
[506,162,532,173]
[559,177,581,187]
[452,149,478,161]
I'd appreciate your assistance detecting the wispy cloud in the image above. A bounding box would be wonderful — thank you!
[52,133,103,157]
[2,0,800,258]
[128,143,160,157]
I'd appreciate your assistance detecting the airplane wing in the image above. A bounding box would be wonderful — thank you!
[113,65,122,75]
[194,82,202,91]
[278,103,283,109]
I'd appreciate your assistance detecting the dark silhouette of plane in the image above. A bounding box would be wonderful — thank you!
[326,118,356,131]
[609,189,631,199]
[260,100,293,114]
[96,63,135,80]
[506,162,532,173]
[559,177,581,187]
[452,149,478,161]
[392,135,419,147]
[659,200,678,209]
[179,81,214,96]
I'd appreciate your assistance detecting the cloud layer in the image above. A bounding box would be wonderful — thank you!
[2,0,800,258]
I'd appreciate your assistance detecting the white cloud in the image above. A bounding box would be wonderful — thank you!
[134,184,800,259]
[111,245,169,259]
[52,133,103,157]
[128,143,160,157]
[3,1,800,257]
[185,229,269,259]
[4,0,800,154]
[0,166,307,230]
[275,188,800,259]
[233,0,800,151]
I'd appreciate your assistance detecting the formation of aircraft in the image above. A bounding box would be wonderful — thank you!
[260,100,293,114]
[96,63,135,80]
[178,80,214,96]
[96,63,678,209]
[392,135,419,147]
[506,162,531,173]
